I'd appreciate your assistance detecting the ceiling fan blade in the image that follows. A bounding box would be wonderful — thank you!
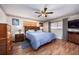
[44,8,47,12]
[35,12,41,14]
[38,15,41,17]
[46,12,53,14]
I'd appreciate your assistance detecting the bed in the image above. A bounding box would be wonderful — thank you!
[24,26,56,50]
[25,31,56,50]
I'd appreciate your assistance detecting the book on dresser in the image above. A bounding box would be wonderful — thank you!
[0,23,13,55]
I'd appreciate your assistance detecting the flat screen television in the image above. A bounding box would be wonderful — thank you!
[68,19,79,28]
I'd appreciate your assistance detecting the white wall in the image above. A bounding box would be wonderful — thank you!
[68,14,79,21]
[7,16,39,41]
[0,8,7,23]
[7,16,24,41]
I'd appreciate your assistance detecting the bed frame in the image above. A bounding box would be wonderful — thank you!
[24,26,40,32]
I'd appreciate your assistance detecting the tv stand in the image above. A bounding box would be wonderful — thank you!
[68,31,79,44]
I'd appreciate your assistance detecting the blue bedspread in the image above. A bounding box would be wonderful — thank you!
[26,32,56,50]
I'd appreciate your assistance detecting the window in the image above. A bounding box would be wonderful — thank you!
[57,21,63,29]
[51,22,57,29]
[51,21,63,29]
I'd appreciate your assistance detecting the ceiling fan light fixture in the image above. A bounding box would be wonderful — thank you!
[42,14,45,17]
[35,7,53,17]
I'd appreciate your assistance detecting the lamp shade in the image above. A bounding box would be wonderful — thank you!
[16,26,22,29]
[16,26,22,34]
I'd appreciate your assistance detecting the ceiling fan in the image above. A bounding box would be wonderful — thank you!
[35,8,53,17]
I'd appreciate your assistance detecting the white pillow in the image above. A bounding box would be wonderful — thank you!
[27,30,35,32]
[36,30,42,32]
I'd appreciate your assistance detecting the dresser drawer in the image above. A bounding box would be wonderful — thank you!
[16,35,24,39]
[0,38,7,55]
[0,45,7,55]
[0,39,6,46]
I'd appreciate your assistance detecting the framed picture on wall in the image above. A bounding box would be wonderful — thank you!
[12,18,19,25]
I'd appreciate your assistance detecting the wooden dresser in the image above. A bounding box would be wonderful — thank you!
[68,31,79,44]
[0,24,13,55]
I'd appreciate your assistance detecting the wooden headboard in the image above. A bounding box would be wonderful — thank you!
[23,21,40,32]
[24,26,40,32]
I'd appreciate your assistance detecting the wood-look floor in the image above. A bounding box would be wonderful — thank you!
[13,39,79,55]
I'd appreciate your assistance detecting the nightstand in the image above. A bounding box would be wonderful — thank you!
[15,34,25,42]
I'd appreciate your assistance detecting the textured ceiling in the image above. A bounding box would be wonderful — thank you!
[1,4,79,21]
